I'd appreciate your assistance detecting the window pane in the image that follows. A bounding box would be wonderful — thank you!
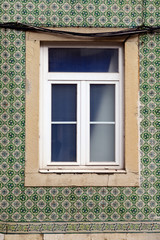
[90,84,115,122]
[52,84,77,121]
[49,48,118,72]
[90,124,115,162]
[51,124,76,162]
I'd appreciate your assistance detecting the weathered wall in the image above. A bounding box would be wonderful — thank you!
[0,0,160,235]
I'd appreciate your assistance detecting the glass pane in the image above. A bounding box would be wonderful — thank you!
[90,84,115,122]
[52,84,77,121]
[51,124,76,162]
[90,124,115,162]
[49,48,118,72]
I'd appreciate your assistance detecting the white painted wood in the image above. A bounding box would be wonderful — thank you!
[48,72,119,81]
[39,169,126,173]
[40,43,123,171]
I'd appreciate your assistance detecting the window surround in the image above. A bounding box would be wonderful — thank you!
[25,28,139,186]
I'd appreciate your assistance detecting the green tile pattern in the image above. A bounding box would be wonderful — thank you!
[0,0,160,234]
[1,0,145,27]
[0,0,159,27]
[0,221,160,234]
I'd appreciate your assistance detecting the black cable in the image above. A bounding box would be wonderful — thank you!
[0,22,159,38]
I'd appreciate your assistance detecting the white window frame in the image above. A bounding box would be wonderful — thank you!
[39,43,124,173]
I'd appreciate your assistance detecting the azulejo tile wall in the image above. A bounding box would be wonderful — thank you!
[0,0,159,27]
[0,0,160,234]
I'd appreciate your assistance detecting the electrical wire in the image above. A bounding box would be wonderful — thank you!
[0,22,159,38]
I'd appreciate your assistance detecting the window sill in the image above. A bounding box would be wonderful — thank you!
[39,169,127,173]
[25,170,139,187]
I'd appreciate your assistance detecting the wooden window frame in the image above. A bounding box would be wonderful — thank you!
[40,43,123,172]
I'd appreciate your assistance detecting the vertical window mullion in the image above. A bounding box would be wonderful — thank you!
[115,82,119,166]
[47,82,52,166]
[86,81,90,166]
[80,81,89,166]
[46,48,52,167]
[76,82,81,165]
[40,46,51,168]
[119,46,124,168]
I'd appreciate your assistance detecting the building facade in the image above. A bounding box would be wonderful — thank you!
[0,0,160,239]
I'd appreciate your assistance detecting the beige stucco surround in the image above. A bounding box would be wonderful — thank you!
[25,28,139,187]
[4,233,160,240]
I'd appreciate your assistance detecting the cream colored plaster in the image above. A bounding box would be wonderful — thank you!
[0,234,4,240]
[26,27,128,42]
[25,29,139,186]
[44,233,160,240]
[25,39,40,173]
[25,171,139,187]
[4,234,42,240]
[125,35,139,173]
[3,233,160,240]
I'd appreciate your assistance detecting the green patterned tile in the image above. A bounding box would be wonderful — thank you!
[0,0,146,27]
[0,0,160,234]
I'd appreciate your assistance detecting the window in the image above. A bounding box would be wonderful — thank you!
[40,44,123,172]
[25,29,139,186]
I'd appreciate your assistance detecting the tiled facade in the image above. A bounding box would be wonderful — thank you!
[0,0,160,235]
